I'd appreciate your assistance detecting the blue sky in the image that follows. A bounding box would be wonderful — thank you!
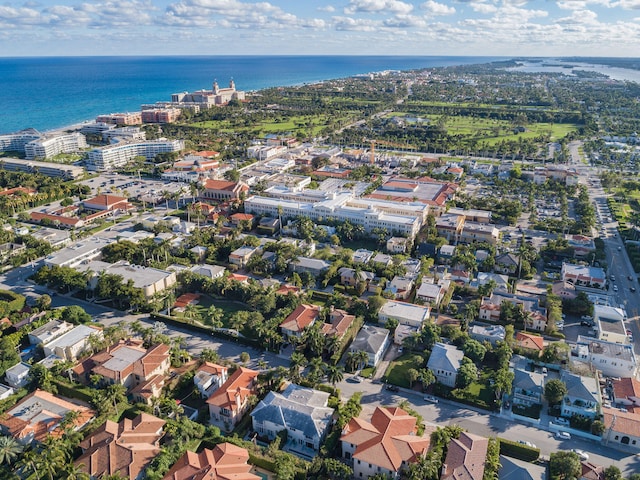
[1,0,639,56]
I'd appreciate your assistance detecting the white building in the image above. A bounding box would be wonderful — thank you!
[25,132,87,160]
[0,157,84,179]
[574,335,638,378]
[427,343,463,388]
[43,325,103,361]
[86,139,184,171]
[4,362,32,388]
[378,300,430,328]
[43,237,113,268]
[594,305,628,344]
[244,194,424,239]
[28,320,74,346]
[0,130,41,153]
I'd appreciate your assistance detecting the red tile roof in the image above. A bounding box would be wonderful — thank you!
[275,285,301,295]
[84,194,129,207]
[30,211,82,226]
[206,367,259,413]
[515,332,545,351]
[280,304,321,334]
[230,213,254,221]
[612,377,640,401]
[174,293,202,309]
[603,407,640,437]
[322,309,355,338]
[202,179,240,191]
[340,407,431,472]
[163,443,260,480]
[76,413,165,479]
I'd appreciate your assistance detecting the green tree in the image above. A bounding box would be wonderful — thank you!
[240,351,250,364]
[29,363,57,393]
[462,339,486,363]
[0,435,22,465]
[36,294,52,311]
[326,364,344,386]
[544,378,568,405]
[456,358,477,389]
[549,451,581,480]
[604,465,622,480]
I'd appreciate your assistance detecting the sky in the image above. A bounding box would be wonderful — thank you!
[1,0,640,57]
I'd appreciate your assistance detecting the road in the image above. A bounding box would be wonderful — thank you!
[336,377,640,475]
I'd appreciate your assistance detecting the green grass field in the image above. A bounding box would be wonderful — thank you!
[384,354,425,388]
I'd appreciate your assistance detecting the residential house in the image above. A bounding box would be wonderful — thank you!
[189,264,226,279]
[559,371,601,420]
[322,308,356,341]
[566,234,596,258]
[385,276,414,300]
[200,179,248,202]
[378,300,430,328]
[386,237,408,253]
[611,378,640,409]
[438,245,456,264]
[394,324,419,346]
[470,272,509,293]
[436,214,464,243]
[228,246,259,268]
[81,260,177,299]
[479,292,547,332]
[602,407,640,452]
[251,384,334,454]
[349,325,390,367]
[207,367,259,432]
[469,324,505,346]
[338,267,375,288]
[573,336,638,379]
[427,343,463,388]
[494,253,519,275]
[561,263,606,289]
[416,279,450,306]
[0,384,14,400]
[0,389,95,444]
[27,320,73,346]
[459,221,500,245]
[229,212,255,229]
[257,217,280,235]
[279,304,321,340]
[512,369,544,408]
[515,332,545,355]
[341,406,431,479]
[352,249,374,264]
[371,253,393,267]
[189,245,207,262]
[498,455,546,480]
[289,257,330,276]
[580,461,604,480]
[42,324,103,361]
[4,362,31,388]
[73,341,170,405]
[440,432,488,480]
[194,362,229,398]
[162,443,261,480]
[76,413,165,479]
[552,280,578,300]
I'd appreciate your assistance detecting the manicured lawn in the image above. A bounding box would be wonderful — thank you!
[174,294,246,327]
[360,367,375,378]
[384,354,425,388]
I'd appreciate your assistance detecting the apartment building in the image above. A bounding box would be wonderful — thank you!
[24,132,87,159]
[0,157,84,179]
[86,139,184,171]
[96,112,142,125]
[0,130,41,153]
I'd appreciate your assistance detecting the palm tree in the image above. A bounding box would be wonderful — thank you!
[16,448,39,479]
[326,365,344,386]
[62,463,90,480]
[355,350,370,371]
[0,435,23,465]
[103,383,128,416]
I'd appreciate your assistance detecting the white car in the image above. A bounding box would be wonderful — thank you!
[554,417,570,426]
[571,449,589,461]
[518,440,537,449]
[556,431,571,440]
[423,395,439,404]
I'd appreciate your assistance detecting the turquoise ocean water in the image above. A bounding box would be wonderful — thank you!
[0,56,503,134]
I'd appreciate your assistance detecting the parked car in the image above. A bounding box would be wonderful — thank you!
[581,315,593,321]
[423,395,439,404]
[613,285,619,292]
[631,287,637,293]
[554,417,570,426]
[571,449,589,461]
[386,384,400,392]
[347,376,362,383]
[555,431,571,440]
[581,320,594,326]
[518,440,537,449]
[628,275,634,281]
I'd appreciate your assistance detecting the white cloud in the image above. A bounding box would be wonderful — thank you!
[344,0,414,15]
[612,0,640,8]
[383,14,427,27]
[555,8,599,24]
[332,15,379,30]
[467,2,498,14]
[421,0,456,15]
[317,5,336,12]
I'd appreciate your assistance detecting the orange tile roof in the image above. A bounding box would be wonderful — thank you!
[203,179,239,191]
[0,187,36,196]
[441,432,488,480]
[230,213,254,221]
[85,194,129,207]
[163,443,260,480]
[581,462,604,480]
[193,150,220,158]
[229,273,249,282]
[322,309,355,338]
[515,332,545,351]
[0,389,95,443]
[603,407,640,437]
[30,211,82,226]
[198,362,228,377]
[275,285,301,295]
[340,407,431,472]
[174,293,202,309]
[612,377,640,401]
[206,367,259,413]
[130,374,165,400]
[280,304,321,334]
[76,413,165,479]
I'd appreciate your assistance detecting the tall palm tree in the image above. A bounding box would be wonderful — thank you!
[0,435,23,465]
[16,448,39,479]
[355,350,370,371]
[326,365,344,386]
[62,463,90,480]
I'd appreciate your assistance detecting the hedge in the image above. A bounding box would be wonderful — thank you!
[248,452,277,472]
[53,379,94,403]
[0,290,26,313]
[498,437,540,462]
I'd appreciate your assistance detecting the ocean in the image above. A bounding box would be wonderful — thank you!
[0,55,503,134]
